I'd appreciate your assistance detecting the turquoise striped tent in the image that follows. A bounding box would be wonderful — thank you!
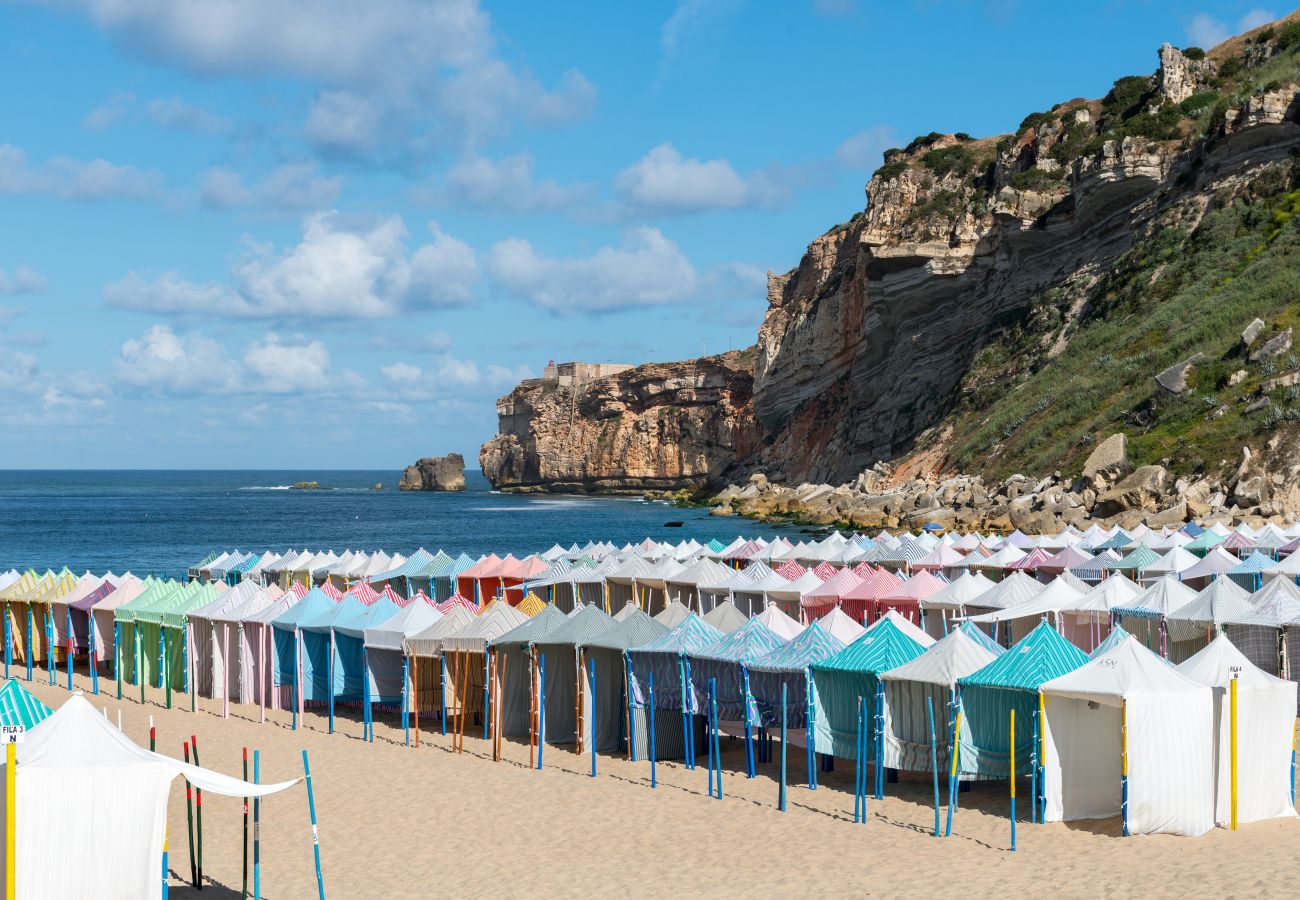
[1109,544,1161,577]
[0,679,52,729]
[747,620,845,729]
[811,619,927,758]
[1088,624,1130,659]
[956,620,1087,777]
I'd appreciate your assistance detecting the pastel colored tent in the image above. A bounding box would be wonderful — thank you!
[702,598,748,634]
[327,592,403,713]
[956,620,1087,780]
[1,693,297,900]
[269,588,338,716]
[880,624,1002,773]
[1220,575,1300,677]
[687,617,787,729]
[810,619,928,758]
[581,609,668,756]
[1164,577,1253,663]
[817,606,867,645]
[403,604,478,727]
[488,604,569,741]
[662,558,734,612]
[1179,546,1242,589]
[363,594,441,707]
[441,601,528,734]
[240,587,304,715]
[919,571,995,639]
[1111,576,1198,657]
[626,614,723,760]
[752,603,803,640]
[654,599,693,629]
[1177,634,1298,824]
[747,621,846,739]
[0,679,52,729]
[187,581,267,700]
[1040,635,1214,835]
[531,603,615,748]
[800,569,865,622]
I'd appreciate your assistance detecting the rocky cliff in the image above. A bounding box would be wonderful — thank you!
[399,453,466,491]
[479,351,759,493]
[481,14,1300,520]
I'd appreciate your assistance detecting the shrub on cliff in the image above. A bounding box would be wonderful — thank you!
[873,160,909,182]
[920,144,975,177]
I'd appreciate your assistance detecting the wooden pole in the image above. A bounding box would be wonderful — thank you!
[302,751,326,900]
[1230,675,1239,831]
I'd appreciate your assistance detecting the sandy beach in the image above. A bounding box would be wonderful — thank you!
[14,671,1296,899]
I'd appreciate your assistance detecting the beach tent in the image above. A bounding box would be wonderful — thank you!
[752,603,803,641]
[581,609,668,757]
[269,588,337,717]
[489,604,570,741]
[920,572,995,639]
[801,569,866,622]
[817,606,867,645]
[958,571,1040,632]
[1040,635,1214,835]
[687,616,787,731]
[1177,635,1298,824]
[880,624,1003,773]
[747,621,846,743]
[364,594,441,709]
[1180,546,1242,590]
[1227,551,1278,593]
[441,602,528,734]
[0,679,52,729]
[702,598,748,634]
[1,693,297,900]
[239,587,303,716]
[1221,575,1300,676]
[327,591,403,723]
[626,614,723,760]
[187,581,266,700]
[1111,576,1198,657]
[1165,578,1254,663]
[403,604,478,729]
[663,557,734,612]
[532,604,616,748]
[956,621,1087,781]
[810,619,927,759]
[654,599,693,629]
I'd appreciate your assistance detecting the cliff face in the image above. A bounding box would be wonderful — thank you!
[479,351,760,493]
[754,29,1300,484]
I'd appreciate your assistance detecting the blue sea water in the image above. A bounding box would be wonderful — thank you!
[0,470,795,574]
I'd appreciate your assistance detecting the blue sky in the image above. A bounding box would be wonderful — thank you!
[0,0,1282,469]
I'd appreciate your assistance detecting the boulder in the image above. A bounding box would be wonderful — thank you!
[1241,318,1266,349]
[1249,327,1292,363]
[1144,501,1187,528]
[1155,353,1205,394]
[1228,368,1249,387]
[398,453,466,492]
[1092,464,1169,517]
[1081,433,1129,481]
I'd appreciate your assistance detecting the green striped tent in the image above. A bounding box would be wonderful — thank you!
[811,619,927,758]
[956,620,1087,777]
[0,679,52,729]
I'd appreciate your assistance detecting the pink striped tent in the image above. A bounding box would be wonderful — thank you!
[875,570,946,625]
[801,569,866,622]
[345,581,379,605]
[811,562,839,581]
[774,560,806,580]
[319,581,344,600]
[436,592,479,614]
[840,568,905,623]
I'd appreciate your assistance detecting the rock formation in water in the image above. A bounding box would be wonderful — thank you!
[399,454,466,491]
[481,15,1300,523]
[479,351,759,493]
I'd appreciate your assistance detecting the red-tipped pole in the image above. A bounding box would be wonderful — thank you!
[242,747,249,899]
[191,735,203,890]
[183,742,197,887]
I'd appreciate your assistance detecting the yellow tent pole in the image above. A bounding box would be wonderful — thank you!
[1009,709,1016,851]
[1121,699,1129,837]
[6,741,14,900]
[1230,675,1239,831]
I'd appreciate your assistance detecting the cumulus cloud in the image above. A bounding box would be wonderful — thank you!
[114,324,241,394]
[197,162,342,213]
[487,226,701,313]
[835,126,896,170]
[379,355,531,399]
[614,143,786,213]
[0,266,48,295]
[1187,9,1275,49]
[41,0,596,161]
[83,91,232,134]
[416,152,585,212]
[105,212,479,318]
[0,144,161,200]
[242,333,332,392]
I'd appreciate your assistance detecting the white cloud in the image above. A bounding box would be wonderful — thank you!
[105,212,479,318]
[114,324,240,394]
[40,0,596,161]
[242,333,332,393]
[488,226,701,313]
[615,142,786,213]
[381,361,423,383]
[835,126,896,170]
[197,162,342,213]
[84,91,232,134]
[0,351,39,391]
[379,356,531,398]
[0,144,161,200]
[1187,13,1230,48]
[418,152,583,211]
[0,266,47,295]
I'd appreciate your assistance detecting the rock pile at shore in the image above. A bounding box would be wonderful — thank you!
[708,433,1300,531]
[399,454,466,492]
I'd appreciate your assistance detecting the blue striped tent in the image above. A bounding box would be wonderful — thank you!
[489,604,570,740]
[956,620,1087,777]
[687,617,786,723]
[626,614,722,760]
[747,621,845,729]
[0,679,52,729]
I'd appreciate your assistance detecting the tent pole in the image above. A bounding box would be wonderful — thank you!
[946,703,961,836]
[1030,704,1038,825]
[1230,675,1239,831]
[183,743,197,887]
[402,656,410,746]
[874,680,885,800]
[741,667,755,779]
[191,735,203,888]
[806,669,816,790]
[65,608,73,691]
[440,654,448,737]
[779,683,787,811]
[624,652,636,762]
[482,649,490,741]
[1121,698,1129,837]
[90,615,99,696]
[590,656,598,777]
[242,748,249,899]
[648,671,657,788]
[495,652,507,761]
[537,653,546,770]
[1009,708,1016,851]
[529,651,537,768]
[1039,692,1047,824]
[707,676,715,798]
[252,751,261,900]
[115,622,121,700]
[328,632,335,735]
[854,695,864,824]
[302,751,326,900]
[927,695,940,837]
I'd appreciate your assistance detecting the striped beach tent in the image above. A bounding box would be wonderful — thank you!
[1165,577,1253,662]
[490,604,569,740]
[0,678,52,729]
[956,620,1087,779]
[687,616,787,724]
[533,603,616,748]
[626,614,723,760]
[747,621,845,733]
[581,609,667,756]
[811,619,927,759]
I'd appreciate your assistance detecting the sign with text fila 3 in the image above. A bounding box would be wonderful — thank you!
[1,724,24,744]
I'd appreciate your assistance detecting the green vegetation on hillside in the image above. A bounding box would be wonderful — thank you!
[947,160,1300,480]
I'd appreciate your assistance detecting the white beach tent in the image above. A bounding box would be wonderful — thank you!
[1040,635,1214,836]
[0,693,298,900]
[1177,634,1298,826]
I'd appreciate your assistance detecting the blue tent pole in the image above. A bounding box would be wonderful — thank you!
[66,608,73,690]
[707,677,716,798]
[3,609,9,678]
[648,671,657,788]
[114,622,121,699]
[806,669,816,790]
[854,696,863,824]
[482,650,490,741]
[47,609,55,685]
[679,656,693,770]
[945,690,961,837]
[927,695,940,837]
[623,653,636,762]
[1030,706,1039,824]
[741,667,755,778]
[89,617,99,695]
[440,655,448,736]
[361,647,370,743]
[711,680,722,800]
[875,679,885,800]
[779,683,788,812]
[401,655,410,746]
[328,633,335,734]
[291,631,299,731]
[302,750,326,900]
[26,605,33,681]
[536,653,545,770]
[589,656,597,778]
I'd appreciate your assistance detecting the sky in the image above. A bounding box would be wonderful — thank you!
[0,0,1284,469]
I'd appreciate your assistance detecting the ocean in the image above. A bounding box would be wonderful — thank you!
[0,470,796,575]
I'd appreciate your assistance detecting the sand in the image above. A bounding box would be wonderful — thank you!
[19,671,1300,899]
